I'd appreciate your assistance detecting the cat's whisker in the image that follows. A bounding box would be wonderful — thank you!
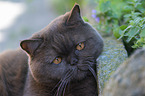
[84,59,96,63]
[52,69,72,93]
[77,64,89,66]
[58,81,68,96]
[79,56,95,60]
[56,69,74,96]
[63,81,68,96]
[88,65,99,96]
[56,82,66,96]
[77,62,95,67]
[51,80,61,93]
[87,65,99,87]
[60,69,73,83]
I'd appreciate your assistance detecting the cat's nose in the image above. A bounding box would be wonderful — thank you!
[70,58,78,65]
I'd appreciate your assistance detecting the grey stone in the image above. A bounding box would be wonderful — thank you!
[97,37,127,94]
[103,48,145,96]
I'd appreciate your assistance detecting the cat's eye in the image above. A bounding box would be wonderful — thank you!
[53,57,62,64]
[76,42,85,50]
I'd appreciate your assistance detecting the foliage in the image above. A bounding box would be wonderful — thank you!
[52,0,86,14]
[82,16,89,22]
[93,0,145,49]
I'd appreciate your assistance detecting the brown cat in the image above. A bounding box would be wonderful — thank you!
[0,4,103,96]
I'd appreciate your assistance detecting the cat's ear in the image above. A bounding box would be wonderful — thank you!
[20,39,42,56]
[66,3,82,25]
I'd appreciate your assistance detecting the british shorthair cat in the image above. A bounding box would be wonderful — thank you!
[0,4,103,96]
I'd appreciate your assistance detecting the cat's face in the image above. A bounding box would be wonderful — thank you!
[21,4,103,83]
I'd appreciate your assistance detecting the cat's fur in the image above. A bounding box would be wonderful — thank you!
[0,4,103,96]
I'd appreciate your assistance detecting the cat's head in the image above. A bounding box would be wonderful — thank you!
[20,4,103,83]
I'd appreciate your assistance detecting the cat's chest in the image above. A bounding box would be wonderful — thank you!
[24,75,97,96]
[54,78,97,96]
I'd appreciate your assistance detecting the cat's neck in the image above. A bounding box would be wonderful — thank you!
[23,71,58,96]
[23,71,97,96]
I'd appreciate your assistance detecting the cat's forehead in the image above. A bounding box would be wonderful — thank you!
[47,24,94,44]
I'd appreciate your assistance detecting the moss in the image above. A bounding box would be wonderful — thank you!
[97,37,127,93]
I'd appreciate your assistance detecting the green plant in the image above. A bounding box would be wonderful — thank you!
[118,0,145,49]
[92,0,129,34]
[82,16,89,22]
[52,0,86,14]
[92,0,145,53]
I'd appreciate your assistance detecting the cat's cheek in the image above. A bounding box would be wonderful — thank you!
[28,61,49,82]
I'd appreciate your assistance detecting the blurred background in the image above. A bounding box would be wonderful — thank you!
[1,0,145,55]
[0,0,95,53]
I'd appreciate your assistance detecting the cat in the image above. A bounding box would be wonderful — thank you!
[0,4,103,96]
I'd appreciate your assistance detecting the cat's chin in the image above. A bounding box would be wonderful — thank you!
[71,68,89,81]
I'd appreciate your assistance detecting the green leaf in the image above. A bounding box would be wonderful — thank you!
[130,17,142,26]
[129,20,134,25]
[123,6,133,12]
[82,16,89,22]
[134,17,142,24]
[126,27,140,42]
[140,28,145,37]
[124,14,132,18]
[133,12,141,17]
[120,25,128,30]
[113,27,121,39]
[118,25,133,40]
[137,6,145,13]
[100,1,111,13]
[141,24,145,29]
[127,2,134,5]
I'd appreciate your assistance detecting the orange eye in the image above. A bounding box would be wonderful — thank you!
[53,57,62,64]
[76,42,85,50]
